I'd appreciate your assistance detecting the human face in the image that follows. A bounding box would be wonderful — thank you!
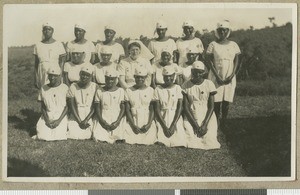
[105,76,117,88]
[161,52,171,64]
[71,52,85,64]
[74,28,86,41]
[156,28,167,39]
[48,73,61,86]
[217,28,230,41]
[100,53,112,64]
[104,29,116,42]
[129,46,141,60]
[42,26,54,40]
[79,71,92,84]
[186,53,198,63]
[163,73,175,86]
[183,26,194,37]
[191,69,205,81]
[134,75,146,87]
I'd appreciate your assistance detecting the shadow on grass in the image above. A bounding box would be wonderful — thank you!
[8,108,40,136]
[224,115,291,177]
[7,157,49,177]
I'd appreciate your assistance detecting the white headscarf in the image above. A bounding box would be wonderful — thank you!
[128,40,154,61]
[215,20,231,39]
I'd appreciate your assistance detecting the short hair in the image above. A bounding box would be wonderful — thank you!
[128,42,141,50]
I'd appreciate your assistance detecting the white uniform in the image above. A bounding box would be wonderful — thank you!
[66,40,96,63]
[182,79,221,150]
[33,41,66,88]
[148,39,177,64]
[180,63,193,82]
[153,62,180,85]
[36,83,68,141]
[207,41,241,102]
[118,57,153,88]
[93,87,126,143]
[123,87,157,145]
[176,38,204,67]
[94,63,118,86]
[64,62,93,83]
[95,42,125,64]
[154,85,186,147]
[67,82,97,139]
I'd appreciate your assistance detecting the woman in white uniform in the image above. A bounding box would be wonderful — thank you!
[148,21,177,65]
[33,22,66,89]
[66,24,96,64]
[154,66,186,147]
[206,20,241,130]
[95,25,125,64]
[93,47,118,87]
[93,69,126,143]
[67,65,97,140]
[182,61,220,150]
[178,47,199,85]
[123,68,157,145]
[35,66,68,141]
[118,41,153,89]
[175,20,204,67]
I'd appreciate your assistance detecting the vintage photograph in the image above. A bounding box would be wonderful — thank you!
[2,3,297,182]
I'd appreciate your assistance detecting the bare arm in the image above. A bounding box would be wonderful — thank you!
[182,93,199,131]
[154,100,168,130]
[110,102,126,130]
[34,55,39,88]
[41,101,50,125]
[141,102,155,133]
[95,101,110,129]
[63,72,70,86]
[118,76,129,89]
[67,97,81,124]
[151,74,157,89]
[206,53,223,83]
[125,101,140,134]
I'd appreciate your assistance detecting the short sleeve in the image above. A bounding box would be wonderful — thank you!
[89,41,96,53]
[145,60,153,74]
[176,85,183,99]
[197,39,204,54]
[173,64,182,75]
[65,42,71,53]
[124,89,130,101]
[67,84,76,98]
[147,41,154,53]
[33,44,38,55]
[233,42,241,55]
[207,80,217,94]
[149,88,155,100]
[95,43,101,54]
[153,87,159,101]
[64,62,70,72]
[94,89,102,102]
[117,43,125,56]
[118,60,126,76]
[206,42,214,54]
[58,42,67,56]
[119,88,126,102]
[170,39,177,52]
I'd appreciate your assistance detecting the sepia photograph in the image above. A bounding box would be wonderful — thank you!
[2,3,297,183]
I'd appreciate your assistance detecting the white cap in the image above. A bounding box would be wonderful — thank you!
[162,66,176,76]
[80,64,94,74]
[104,25,116,32]
[161,47,172,55]
[47,65,61,75]
[156,20,167,29]
[217,20,231,29]
[105,68,119,78]
[182,20,194,28]
[42,22,54,29]
[75,23,87,31]
[99,46,112,54]
[134,67,148,76]
[192,61,205,70]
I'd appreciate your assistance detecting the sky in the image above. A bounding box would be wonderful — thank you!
[3,3,295,47]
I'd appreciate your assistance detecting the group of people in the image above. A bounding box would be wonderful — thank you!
[33,19,241,150]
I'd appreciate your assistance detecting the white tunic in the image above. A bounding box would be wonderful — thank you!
[123,87,157,145]
[148,38,177,64]
[93,87,126,143]
[153,62,181,85]
[180,63,193,82]
[36,83,68,141]
[118,57,153,88]
[154,85,186,147]
[207,41,241,102]
[182,79,220,150]
[67,82,97,139]
[94,63,118,86]
[66,40,96,62]
[176,38,204,67]
[64,62,93,83]
[95,42,125,64]
[33,41,66,88]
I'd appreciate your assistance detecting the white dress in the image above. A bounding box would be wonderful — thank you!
[94,63,118,86]
[176,38,204,67]
[118,57,153,88]
[180,63,193,82]
[67,82,97,139]
[182,79,221,150]
[64,62,93,83]
[207,41,241,102]
[95,42,125,64]
[66,40,96,63]
[148,38,177,64]
[93,87,126,143]
[123,87,157,145]
[36,83,68,141]
[33,41,66,88]
[154,85,186,147]
[153,62,181,85]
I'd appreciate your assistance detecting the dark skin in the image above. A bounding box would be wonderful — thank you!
[178,52,199,85]
[95,76,125,131]
[67,71,95,129]
[182,69,215,137]
[41,73,68,129]
[63,52,85,86]
[125,75,154,134]
[93,53,113,85]
[154,73,183,138]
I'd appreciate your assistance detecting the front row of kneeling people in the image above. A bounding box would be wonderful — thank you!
[35,54,220,150]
